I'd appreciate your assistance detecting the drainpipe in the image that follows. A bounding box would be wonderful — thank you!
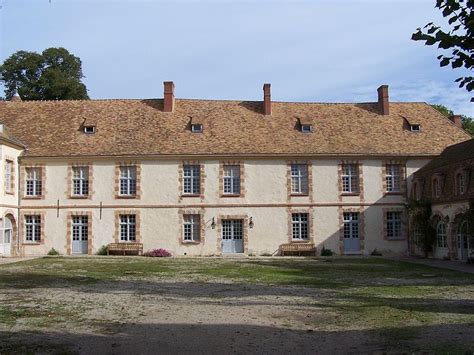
[16,155,21,257]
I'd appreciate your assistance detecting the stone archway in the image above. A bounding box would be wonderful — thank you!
[2,213,18,257]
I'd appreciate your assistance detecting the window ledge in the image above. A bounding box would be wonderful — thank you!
[290,193,309,197]
[181,194,201,198]
[23,196,43,200]
[5,191,14,196]
[70,195,90,199]
[182,241,201,245]
[116,195,138,199]
[221,194,241,198]
[384,192,403,196]
[387,237,406,241]
[23,242,41,245]
[291,240,311,243]
[340,192,360,196]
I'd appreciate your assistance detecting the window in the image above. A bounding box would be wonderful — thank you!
[436,221,448,248]
[386,211,402,239]
[119,166,137,196]
[292,213,309,240]
[25,167,42,196]
[386,164,402,193]
[83,126,95,134]
[25,215,41,242]
[410,124,421,132]
[191,124,203,133]
[412,181,419,200]
[72,166,89,196]
[183,165,200,195]
[183,214,200,242]
[343,212,359,240]
[223,165,240,195]
[72,216,88,241]
[4,160,13,193]
[412,224,423,246]
[456,173,466,195]
[342,164,359,193]
[432,177,441,198]
[301,124,312,133]
[291,164,309,194]
[120,215,136,241]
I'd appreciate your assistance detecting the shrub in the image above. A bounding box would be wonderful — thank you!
[143,248,171,257]
[96,245,108,255]
[371,248,382,256]
[320,246,333,256]
[47,248,60,256]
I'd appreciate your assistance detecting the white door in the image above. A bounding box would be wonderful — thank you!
[343,212,360,253]
[457,221,469,261]
[72,216,88,254]
[0,217,13,256]
[222,220,244,253]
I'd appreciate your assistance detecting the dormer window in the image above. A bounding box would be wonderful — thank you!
[301,124,313,133]
[83,126,95,134]
[410,124,421,132]
[191,124,203,133]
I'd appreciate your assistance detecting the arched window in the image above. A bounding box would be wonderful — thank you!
[456,173,465,195]
[436,221,448,248]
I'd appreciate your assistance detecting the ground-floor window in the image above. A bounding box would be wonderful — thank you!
[25,215,41,242]
[386,211,402,239]
[183,214,200,242]
[292,213,309,240]
[72,216,88,241]
[436,221,448,248]
[120,215,136,241]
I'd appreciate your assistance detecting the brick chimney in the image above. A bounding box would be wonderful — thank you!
[377,85,389,115]
[263,83,272,116]
[449,115,463,128]
[163,81,175,112]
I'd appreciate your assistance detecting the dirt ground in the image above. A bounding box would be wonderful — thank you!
[1,257,473,354]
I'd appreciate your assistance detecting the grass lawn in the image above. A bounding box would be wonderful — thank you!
[0,256,473,354]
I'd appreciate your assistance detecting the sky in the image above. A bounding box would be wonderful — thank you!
[0,0,472,116]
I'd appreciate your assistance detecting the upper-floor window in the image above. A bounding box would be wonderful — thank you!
[301,124,313,133]
[119,166,137,196]
[410,124,421,132]
[191,124,203,133]
[386,211,402,239]
[291,164,308,195]
[183,165,200,195]
[342,164,359,193]
[25,215,41,242]
[432,177,441,198]
[183,214,200,242]
[223,165,240,195]
[385,164,402,193]
[83,126,95,134]
[456,172,466,195]
[4,160,13,194]
[72,166,89,196]
[25,167,42,197]
[292,213,309,240]
[120,214,136,242]
[412,181,420,200]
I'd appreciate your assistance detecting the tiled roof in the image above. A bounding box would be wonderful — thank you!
[0,99,470,158]
[415,138,474,174]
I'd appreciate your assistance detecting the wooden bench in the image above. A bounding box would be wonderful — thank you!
[280,243,316,256]
[107,243,143,256]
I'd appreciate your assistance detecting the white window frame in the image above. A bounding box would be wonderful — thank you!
[410,124,421,132]
[72,166,89,196]
[72,216,88,241]
[119,214,136,242]
[301,124,312,133]
[25,167,42,197]
[436,221,448,248]
[292,213,309,240]
[386,164,402,193]
[183,214,200,242]
[386,211,402,239]
[4,160,13,193]
[343,212,359,239]
[119,166,137,196]
[25,215,41,242]
[183,165,200,195]
[83,126,95,134]
[223,165,240,195]
[191,124,203,133]
[342,164,358,193]
[291,164,309,195]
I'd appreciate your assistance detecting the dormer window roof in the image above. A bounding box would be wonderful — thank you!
[296,116,313,133]
[403,116,421,133]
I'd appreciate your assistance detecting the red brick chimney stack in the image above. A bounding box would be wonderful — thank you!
[449,115,463,129]
[263,83,272,116]
[163,81,175,112]
[377,85,389,115]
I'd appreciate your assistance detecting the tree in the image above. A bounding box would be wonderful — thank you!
[412,1,473,100]
[0,47,89,100]
[431,104,474,135]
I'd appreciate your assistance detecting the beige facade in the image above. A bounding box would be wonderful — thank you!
[6,156,430,257]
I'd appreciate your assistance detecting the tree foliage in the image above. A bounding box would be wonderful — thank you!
[0,47,89,100]
[412,0,473,100]
[431,104,474,135]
